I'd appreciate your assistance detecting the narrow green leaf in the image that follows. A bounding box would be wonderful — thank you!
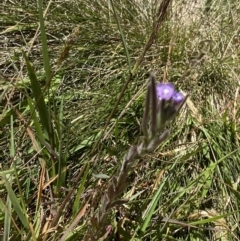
[0,168,15,176]
[22,52,52,140]
[3,115,14,241]
[3,174,29,229]
[190,212,233,225]
[73,163,90,215]
[140,178,166,234]
[32,207,41,239]
[10,115,14,157]
[37,0,51,81]
[57,97,66,189]
[27,97,44,141]
[3,176,11,241]
[110,0,131,69]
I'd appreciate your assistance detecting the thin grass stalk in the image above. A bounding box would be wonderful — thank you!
[37,0,51,81]
[56,97,66,190]
[110,0,131,69]
[3,115,14,241]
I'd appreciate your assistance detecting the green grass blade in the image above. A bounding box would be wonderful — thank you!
[10,114,14,157]
[190,212,233,226]
[37,0,51,81]
[3,174,30,230]
[32,206,41,240]
[110,0,131,69]
[57,97,66,189]
[3,193,11,241]
[73,162,90,215]
[23,52,52,140]
[27,96,45,141]
[0,168,15,175]
[3,115,14,241]
[138,177,167,236]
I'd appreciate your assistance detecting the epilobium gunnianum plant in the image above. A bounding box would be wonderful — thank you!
[88,73,188,240]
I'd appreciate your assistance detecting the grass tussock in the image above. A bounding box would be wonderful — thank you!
[0,0,239,240]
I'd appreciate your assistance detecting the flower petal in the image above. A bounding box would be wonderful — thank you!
[156,83,175,100]
[172,92,184,103]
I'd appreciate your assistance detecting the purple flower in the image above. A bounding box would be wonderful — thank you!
[156,83,175,100]
[172,92,184,103]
